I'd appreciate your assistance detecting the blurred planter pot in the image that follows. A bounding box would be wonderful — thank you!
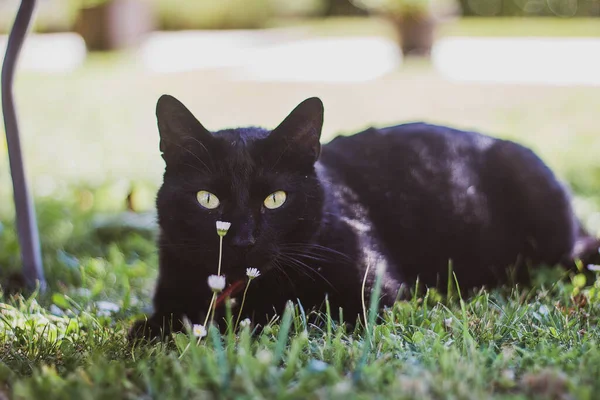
[350,0,460,57]
[389,14,436,56]
[74,0,155,51]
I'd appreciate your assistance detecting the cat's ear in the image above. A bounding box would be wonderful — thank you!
[156,94,213,161]
[269,97,324,164]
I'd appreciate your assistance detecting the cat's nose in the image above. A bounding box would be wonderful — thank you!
[231,233,256,249]
[230,215,256,249]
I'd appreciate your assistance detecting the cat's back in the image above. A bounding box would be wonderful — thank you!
[319,122,497,195]
[318,122,575,287]
[321,122,494,170]
[318,122,502,246]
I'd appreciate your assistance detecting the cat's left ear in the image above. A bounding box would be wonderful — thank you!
[269,97,324,164]
[156,94,214,162]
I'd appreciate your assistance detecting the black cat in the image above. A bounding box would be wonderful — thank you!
[129,95,599,340]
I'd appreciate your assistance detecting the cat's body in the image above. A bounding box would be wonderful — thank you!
[130,96,599,340]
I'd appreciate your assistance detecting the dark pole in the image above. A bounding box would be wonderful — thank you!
[1,0,46,291]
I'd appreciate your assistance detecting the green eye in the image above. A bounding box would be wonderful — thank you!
[197,191,220,209]
[264,191,287,210]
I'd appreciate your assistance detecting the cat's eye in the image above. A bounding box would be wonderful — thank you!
[197,191,220,209]
[264,191,287,210]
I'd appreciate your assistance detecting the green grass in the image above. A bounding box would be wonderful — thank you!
[2,246,600,399]
[2,17,600,398]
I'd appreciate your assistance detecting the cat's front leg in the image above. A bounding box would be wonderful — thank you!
[128,284,208,342]
[128,313,182,343]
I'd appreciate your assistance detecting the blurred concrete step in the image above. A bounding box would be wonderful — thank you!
[0,32,86,72]
[433,37,600,86]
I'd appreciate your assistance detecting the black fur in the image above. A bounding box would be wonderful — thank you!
[129,95,600,340]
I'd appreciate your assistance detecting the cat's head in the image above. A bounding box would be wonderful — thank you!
[155,95,326,281]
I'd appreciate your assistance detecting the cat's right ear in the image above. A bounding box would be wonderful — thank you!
[156,94,213,162]
[268,97,324,165]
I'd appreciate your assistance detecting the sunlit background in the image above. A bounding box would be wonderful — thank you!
[2,2,600,395]
[0,0,599,287]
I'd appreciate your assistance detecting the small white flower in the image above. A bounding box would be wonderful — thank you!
[246,267,260,279]
[216,221,231,237]
[501,369,515,381]
[588,264,600,272]
[95,301,120,317]
[192,324,207,338]
[240,318,251,328]
[49,305,64,316]
[96,301,120,313]
[256,349,272,365]
[444,318,453,328]
[34,314,50,326]
[208,275,226,292]
[333,380,352,395]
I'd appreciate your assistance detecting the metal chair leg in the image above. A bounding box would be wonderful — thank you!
[1,0,46,291]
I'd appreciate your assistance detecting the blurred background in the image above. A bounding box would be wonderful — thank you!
[0,0,599,299]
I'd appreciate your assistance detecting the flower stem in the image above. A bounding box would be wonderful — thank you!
[203,293,216,328]
[209,300,217,327]
[234,279,252,331]
[361,263,370,334]
[201,237,225,329]
[217,236,223,276]
[209,236,225,327]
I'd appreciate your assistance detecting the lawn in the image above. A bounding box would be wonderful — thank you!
[1,17,600,399]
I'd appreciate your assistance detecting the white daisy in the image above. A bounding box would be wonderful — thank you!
[256,349,273,365]
[192,324,207,338]
[216,221,231,237]
[208,274,226,292]
[246,267,260,279]
[240,318,251,328]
